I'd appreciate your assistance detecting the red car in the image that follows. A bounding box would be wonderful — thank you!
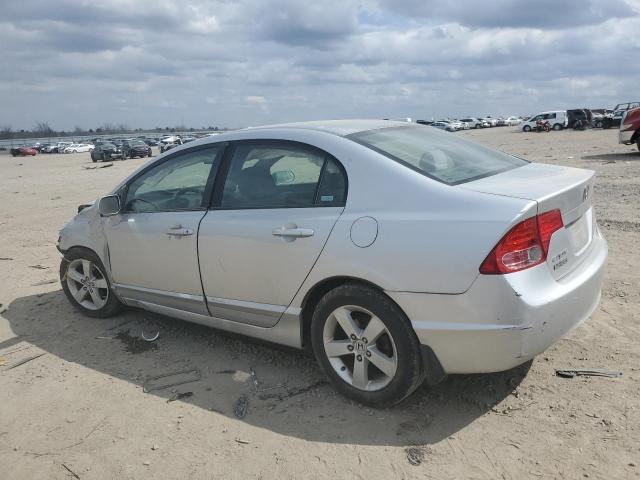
[10,146,38,157]
[618,107,640,151]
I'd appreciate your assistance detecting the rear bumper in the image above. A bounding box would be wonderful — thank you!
[388,228,607,374]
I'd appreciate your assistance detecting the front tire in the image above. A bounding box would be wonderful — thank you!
[523,125,531,132]
[310,284,425,407]
[60,248,123,318]
[552,123,562,131]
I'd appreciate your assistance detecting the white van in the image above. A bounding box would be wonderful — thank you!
[520,111,568,131]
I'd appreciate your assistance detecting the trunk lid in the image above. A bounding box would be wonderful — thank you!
[460,163,596,279]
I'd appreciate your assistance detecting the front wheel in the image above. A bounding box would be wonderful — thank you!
[311,284,425,407]
[60,248,123,318]
[523,125,531,132]
[552,123,562,131]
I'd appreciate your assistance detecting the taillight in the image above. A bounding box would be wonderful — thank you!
[479,210,563,275]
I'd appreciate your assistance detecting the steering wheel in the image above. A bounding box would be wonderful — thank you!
[173,187,202,202]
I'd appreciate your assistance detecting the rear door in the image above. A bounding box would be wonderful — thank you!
[198,140,347,327]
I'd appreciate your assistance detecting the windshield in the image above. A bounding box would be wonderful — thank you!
[348,125,527,185]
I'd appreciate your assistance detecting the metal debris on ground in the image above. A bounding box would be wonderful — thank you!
[167,391,194,403]
[3,353,46,371]
[29,264,48,270]
[0,257,13,261]
[82,162,113,170]
[143,368,201,393]
[61,463,81,479]
[31,279,57,286]
[555,368,623,378]
[234,438,250,444]
[234,394,249,419]
[257,380,328,401]
[249,367,259,388]
[141,330,160,342]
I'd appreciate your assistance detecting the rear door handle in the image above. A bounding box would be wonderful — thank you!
[272,227,314,238]
[166,224,194,236]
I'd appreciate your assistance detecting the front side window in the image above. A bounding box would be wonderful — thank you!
[349,126,527,185]
[124,147,219,213]
[221,143,345,208]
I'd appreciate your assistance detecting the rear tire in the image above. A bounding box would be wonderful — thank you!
[523,125,531,132]
[552,123,562,131]
[310,283,425,407]
[60,248,123,318]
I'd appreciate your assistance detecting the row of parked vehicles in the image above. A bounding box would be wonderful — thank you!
[417,116,522,132]
[518,103,640,132]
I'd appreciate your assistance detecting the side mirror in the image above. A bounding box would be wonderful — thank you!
[98,195,121,216]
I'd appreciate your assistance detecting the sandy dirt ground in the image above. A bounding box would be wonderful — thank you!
[0,128,638,480]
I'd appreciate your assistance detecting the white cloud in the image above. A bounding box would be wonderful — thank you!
[0,0,638,129]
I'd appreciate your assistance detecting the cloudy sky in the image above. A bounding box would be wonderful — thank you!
[1,0,639,130]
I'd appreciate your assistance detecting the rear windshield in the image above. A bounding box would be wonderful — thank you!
[348,125,527,185]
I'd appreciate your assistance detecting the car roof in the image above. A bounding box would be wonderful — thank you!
[247,119,411,137]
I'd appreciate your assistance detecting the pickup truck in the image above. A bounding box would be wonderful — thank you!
[619,107,640,151]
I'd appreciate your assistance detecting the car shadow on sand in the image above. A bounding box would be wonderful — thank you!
[2,290,530,447]
[582,151,640,162]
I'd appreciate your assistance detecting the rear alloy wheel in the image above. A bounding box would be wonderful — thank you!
[523,125,531,132]
[311,284,425,407]
[60,249,123,318]
[553,123,562,131]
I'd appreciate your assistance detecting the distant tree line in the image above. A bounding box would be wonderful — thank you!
[0,121,224,140]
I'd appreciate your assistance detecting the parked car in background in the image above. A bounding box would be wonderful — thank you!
[36,143,52,152]
[447,120,463,130]
[10,146,37,157]
[521,111,568,131]
[57,119,607,406]
[598,110,625,129]
[432,121,456,132]
[144,138,159,146]
[483,117,498,127]
[504,117,521,126]
[567,109,592,129]
[90,142,124,162]
[619,107,640,151]
[460,118,484,129]
[613,102,640,113]
[64,143,94,153]
[122,139,152,159]
[415,120,434,126]
[41,144,58,153]
[160,135,183,153]
[53,141,73,153]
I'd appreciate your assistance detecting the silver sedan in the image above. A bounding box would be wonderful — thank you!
[58,120,607,406]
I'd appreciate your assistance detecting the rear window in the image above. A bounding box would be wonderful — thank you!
[348,125,528,185]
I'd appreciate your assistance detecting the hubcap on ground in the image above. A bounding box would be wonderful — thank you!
[323,305,397,391]
[66,258,109,310]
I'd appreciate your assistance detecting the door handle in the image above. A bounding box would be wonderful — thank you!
[166,224,194,236]
[272,227,314,238]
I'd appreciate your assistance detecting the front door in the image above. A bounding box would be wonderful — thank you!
[105,145,222,314]
[198,141,347,326]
